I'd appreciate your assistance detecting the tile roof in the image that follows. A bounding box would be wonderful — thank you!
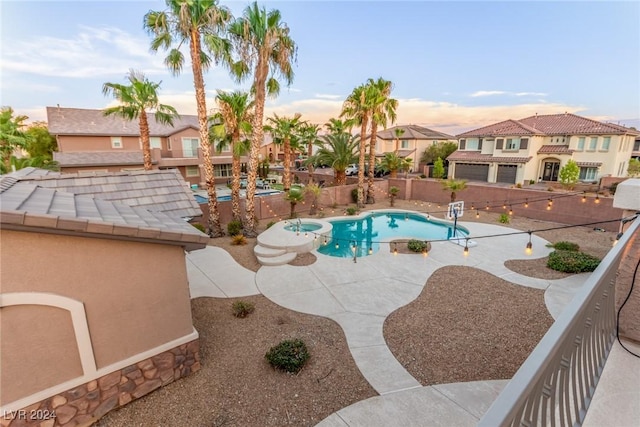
[376,149,416,158]
[537,145,574,154]
[576,161,602,167]
[377,125,454,140]
[47,107,199,136]
[16,169,202,218]
[0,176,208,251]
[54,151,148,166]
[457,113,640,138]
[447,151,532,164]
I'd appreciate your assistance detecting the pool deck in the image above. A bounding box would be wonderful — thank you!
[185,216,637,426]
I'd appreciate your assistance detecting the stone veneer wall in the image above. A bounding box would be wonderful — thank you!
[1,340,199,427]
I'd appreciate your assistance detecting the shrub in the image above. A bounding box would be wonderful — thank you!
[191,222,206,233]
[346,207,357,216]
[351,188,359,203]
[232,300,255,318]
[231,234,247,245]
[419,174,427,179]
[407,239,429,253]
[529,180,536,185]
[265,339,310,373]
[266,221,276,229]
[498,213,510,224]
[515,183,522,188]
[547,250,601,273]
[548,241,580,251]
[608,182,619,195]
[227,220,243,236]
[559,160,579,190]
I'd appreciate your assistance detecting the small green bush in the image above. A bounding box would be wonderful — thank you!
[191,223,206,233]
[266,221,276,229]
[608,182,619,195]
[407,239,429,253]
[547,250,600,273]
[346,207,357,216]
[498,213,510,224]
[548,241,580,251]
[351,188,359,203]
[227,220,243,236]
[265,339,310,373]
[231,234,247,245]
[515,183,522,188]
[232,300,255,318]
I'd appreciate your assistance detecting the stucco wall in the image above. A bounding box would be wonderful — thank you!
[1,230,194,404]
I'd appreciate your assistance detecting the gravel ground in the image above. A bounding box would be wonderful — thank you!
[98,197,616,426]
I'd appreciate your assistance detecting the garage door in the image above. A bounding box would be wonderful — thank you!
[497,165,517,183]
[455,163,489,182]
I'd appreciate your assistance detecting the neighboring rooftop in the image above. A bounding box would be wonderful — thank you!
[14,168,202,219]
[53,151,150,167]
[46,107,199,136]
[377,125,454,141]
[457,113,640,138]
[0,173,208,251]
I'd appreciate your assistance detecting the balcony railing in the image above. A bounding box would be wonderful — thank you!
[479,217,639,427]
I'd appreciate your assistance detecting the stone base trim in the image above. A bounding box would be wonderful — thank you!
[1,339,200,427]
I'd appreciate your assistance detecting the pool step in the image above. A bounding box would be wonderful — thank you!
[256,251,298,266]
[254,245,287,258]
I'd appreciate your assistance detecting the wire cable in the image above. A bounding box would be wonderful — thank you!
[616,253,640,358]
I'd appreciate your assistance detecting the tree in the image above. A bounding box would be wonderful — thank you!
[366,77,398,203]
[389,186,399,207]
[420,142,458,165]
[24,122,57,160]
[102,70,179,171]
[228,1,297,237]
[312,132,359,185]
[284,185,305,218]
[393,127,405,153]
[210,90,253,223]
[264,113,303,193]
[432,157,445,179]
[341,83,376,208]
[441,179,467,203]
[145,0,232,237]
[298,122,320,183]
[627,158,640,177]
[0,107,29,172]
[325,118,351,135]
[305,183,321,215]
[379,152,412,179]
[559,159,579,189]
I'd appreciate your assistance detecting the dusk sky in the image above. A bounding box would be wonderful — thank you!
[1,0,639,135]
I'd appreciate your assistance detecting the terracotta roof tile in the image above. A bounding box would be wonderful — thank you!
[537,145,574,154]
[47,107,199,136]
[457,119,542,138]
[377,125,454,140]
[447,151,532,164]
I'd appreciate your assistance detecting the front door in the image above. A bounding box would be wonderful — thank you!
[542,161,560,181]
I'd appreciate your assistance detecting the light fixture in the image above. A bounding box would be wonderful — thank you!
[304,231,308,238]
[582,192,587,203]
[323,236,328,245]
[404,213,409,221]
[314,235,318,241]
[335,242,340,249]
[546,200,552,210]
[613,232,623,247]
[463,239,469,256]
[393,242,398,255]
[503,201,507,209]
[524,199,529,208]
[509,206,513,216]
[548,198,553,206]
[471,203,475,210]
[368,247,373,255]
[485,202,490,210]
[595,194,600,204]
[476,210,480,219]
[525,231,533,255]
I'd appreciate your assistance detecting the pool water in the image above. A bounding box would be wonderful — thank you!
[284,222,323,232]
[317,212,466,258]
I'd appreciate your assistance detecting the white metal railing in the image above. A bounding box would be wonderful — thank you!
[479,217,639,427]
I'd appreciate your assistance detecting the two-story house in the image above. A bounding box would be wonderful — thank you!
[375,125,455,171]
[448,113,639,185]
[47,107,242,187]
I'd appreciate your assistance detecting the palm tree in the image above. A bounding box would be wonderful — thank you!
[325,118,351,135]
[228,1,297,237]
[264,113,302,193]
[0,107,29,173]
[102,70,178,171]
[394,127,405,153]
[442,179,467,203]
[305,183,321,215]
[144,0,231,237]
[313,132,359,185]
[379,152,412,179]
[366,77,398,203]
[298,122,320,183]
[210,90,253,223]
[341,83,375,208]
[284,185,305,219]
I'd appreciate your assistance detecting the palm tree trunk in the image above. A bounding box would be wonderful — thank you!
[139,111,153,170]
[336,170,346,186]
[307,140,314,184]
[283,137,291,192]
[357,116,368,208]
[366,124,377,204]
[231,137,242,223]
[394,137,399,153]
[190,29,223,237]
[244,54,269,237]
[390,170,398,179]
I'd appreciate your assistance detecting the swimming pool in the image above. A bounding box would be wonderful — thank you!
[317,211,467,258]
[283,222,323,232]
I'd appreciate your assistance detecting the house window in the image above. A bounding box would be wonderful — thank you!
[401,140,409,149]
[588,137,598,151]
[186,166,200,177]
[182,138,199,157]
[496,138,504,150]
[577,137,585,151]
[506,138,518,150]
[459,139,466,150]
[214,164,232,177]
[218,142,231,152]
[167,138,172,150]
[520,138,528,150]
[579,167,597,181]
[111,137,122,149]
[150,137,162,149]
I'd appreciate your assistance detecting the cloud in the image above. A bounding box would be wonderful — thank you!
[314,93,343,100]
[515,92,548,97]
[1,26,166,78]
[470,91,507,98]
